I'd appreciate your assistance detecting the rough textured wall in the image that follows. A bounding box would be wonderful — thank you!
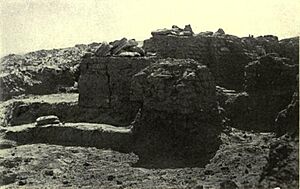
[78,56,156,126]
[143,35,299,91]
[131,58,221,168]
[143,35,252,90]
[225,54,298,132]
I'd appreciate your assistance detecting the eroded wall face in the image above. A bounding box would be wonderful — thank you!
[78,56,156,125]
[143,35,299,91]
[143,35,252,90]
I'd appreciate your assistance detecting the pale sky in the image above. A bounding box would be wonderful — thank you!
[0,0,299,56]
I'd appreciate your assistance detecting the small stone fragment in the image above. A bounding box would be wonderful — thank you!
[35,115,60,126]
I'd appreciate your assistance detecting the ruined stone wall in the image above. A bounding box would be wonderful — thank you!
[78,56,156,126]
[143,35,299,91]
[130,58,221,167]
[143,35,252,90]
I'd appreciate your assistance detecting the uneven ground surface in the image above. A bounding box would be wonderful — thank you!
[0,124,275,188]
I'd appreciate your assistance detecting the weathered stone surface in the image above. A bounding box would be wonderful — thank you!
[275,91,299,137]
[245,54,298,94]
[216,86,237,108]
[0,43,100,101]
[36,115,60,126]
[144,27,299,91]
[225,54,298,132]
[78,56,157,126]
[184,24,194,34]
[244,54,298,131]
[131,58,221,167]
[0,65,74,101]
[111,38,135,55]
[118,51,140,57]
[224,92,257,131]
[151,25,194,37]
[143,34,253,90]
[197,31,213,36]
[127,46,145,56]
[2,94,79,126]
[4,123,133,152]
[95,42,112,57]
[213,28,225,36]
[279,37,299,65]
[259,135,299,189]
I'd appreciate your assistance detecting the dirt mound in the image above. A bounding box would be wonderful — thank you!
[131,58,222,168]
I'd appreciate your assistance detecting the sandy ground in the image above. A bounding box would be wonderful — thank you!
[0,123,275,189]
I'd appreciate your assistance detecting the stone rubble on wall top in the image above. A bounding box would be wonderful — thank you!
[151,24,194,37]
[94,38,146,58]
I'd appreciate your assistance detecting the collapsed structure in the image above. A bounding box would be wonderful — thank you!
[0,24,298,188]
[78,25,299,133]
[77,25,299,167]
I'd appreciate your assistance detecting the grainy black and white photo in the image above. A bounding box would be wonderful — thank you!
[0,0,299,188]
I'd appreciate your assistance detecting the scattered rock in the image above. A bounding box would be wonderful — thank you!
[35,115,60,126]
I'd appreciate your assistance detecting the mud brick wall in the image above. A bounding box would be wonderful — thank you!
[78,56,156,126]
[143,35,252,90]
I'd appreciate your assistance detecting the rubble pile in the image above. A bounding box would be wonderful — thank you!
[94,38,145,57]
[151,24,194,37]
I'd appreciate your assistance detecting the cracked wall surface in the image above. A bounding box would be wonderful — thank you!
[143,35,299,91]
[78,56,157,126]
